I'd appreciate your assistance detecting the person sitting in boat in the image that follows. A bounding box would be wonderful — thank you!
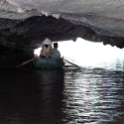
[52,42,61,59]
[40,38,53,58]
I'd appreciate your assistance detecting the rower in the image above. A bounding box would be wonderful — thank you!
[40,38,53,58]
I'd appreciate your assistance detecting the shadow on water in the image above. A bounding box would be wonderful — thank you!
[0,69,65,124]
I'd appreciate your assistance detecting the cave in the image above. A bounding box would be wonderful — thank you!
[0,0,124,67]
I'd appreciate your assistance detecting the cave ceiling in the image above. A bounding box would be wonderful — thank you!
[0,0,124,52]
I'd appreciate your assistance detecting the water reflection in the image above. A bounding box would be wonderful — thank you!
[63,68,124,124]
[0,65,124,124]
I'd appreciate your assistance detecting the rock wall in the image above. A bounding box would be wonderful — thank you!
[0,0,124,51]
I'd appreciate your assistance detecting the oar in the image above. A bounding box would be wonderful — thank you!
[64,58,81,68]
[14,58,34,68]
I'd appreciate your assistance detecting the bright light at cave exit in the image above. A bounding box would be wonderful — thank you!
[34,37,124,67]
[34,47,41,57]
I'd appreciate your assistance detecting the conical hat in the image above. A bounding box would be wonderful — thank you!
[42,38,52,45]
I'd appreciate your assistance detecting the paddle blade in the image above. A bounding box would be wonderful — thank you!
[14,58,34,68]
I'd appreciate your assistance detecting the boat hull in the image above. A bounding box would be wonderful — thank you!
[33,58,64,69]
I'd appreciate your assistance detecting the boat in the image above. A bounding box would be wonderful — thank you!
[33,58,65,69]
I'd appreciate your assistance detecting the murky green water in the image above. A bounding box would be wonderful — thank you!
[0,58,124,124]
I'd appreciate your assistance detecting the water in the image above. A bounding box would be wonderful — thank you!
[0,39,124,124]
[0,61,124,124]
[63,68,124,124]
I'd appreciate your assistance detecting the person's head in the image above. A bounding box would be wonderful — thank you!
[53,43,58,49]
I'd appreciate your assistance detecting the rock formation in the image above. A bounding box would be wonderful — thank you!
[0,0,124,53]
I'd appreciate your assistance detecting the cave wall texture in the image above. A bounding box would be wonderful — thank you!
[0,0,124,52]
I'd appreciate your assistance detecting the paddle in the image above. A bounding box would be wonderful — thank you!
[64,58,81,68]
[14,58,34,68]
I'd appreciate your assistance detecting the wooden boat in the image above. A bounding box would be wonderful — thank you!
[33,58,64,69]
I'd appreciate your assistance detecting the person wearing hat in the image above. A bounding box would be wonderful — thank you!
[40,38,53,58]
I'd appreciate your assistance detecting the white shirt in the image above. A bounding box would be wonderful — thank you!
[41,44,52,57]
[52,49,61,59]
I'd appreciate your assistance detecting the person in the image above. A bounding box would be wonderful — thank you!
[40,38,53,58]
[52,42,61,59]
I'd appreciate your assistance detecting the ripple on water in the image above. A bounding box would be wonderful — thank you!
[0,67,123,124]
[62,68,124,124]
